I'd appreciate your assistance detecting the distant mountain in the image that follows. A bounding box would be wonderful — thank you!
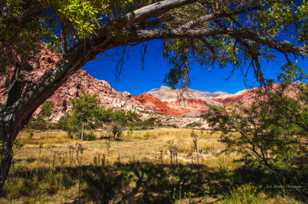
[140,85,259,117]
[149,86,229,100]
[146,86,224,116]
[0,63,260,127]
[1,47,300,128]
[37,69,262,127]
[43,70,146,121]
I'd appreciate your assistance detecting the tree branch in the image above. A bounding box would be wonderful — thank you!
[230,29,308,56]
[133,28,228,40]
[132,27,307,56]
[178,4,261,31]
[125,0,196,26]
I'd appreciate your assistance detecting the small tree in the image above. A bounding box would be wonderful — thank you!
[207,69,307,172]
[60,93,103,140]
[110,110,139,127]
[108,110,139,140]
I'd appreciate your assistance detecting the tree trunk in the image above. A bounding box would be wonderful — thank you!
[0,141,13,195]
[0,118,18,195]
[81,122,84,140]
[0,42,104,194]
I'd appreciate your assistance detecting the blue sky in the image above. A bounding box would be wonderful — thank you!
[84,40,308,95]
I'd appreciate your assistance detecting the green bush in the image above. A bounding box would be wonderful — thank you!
[28,101,55,130]
[207,67,307,172]
[84,132,97,141]
[129,117,158,130]
[59,93,141,140]
[219,184,266,204]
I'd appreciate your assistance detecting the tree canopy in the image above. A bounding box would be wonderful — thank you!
[1,0,307,84]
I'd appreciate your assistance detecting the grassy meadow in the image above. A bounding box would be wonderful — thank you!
[0,128,305,203]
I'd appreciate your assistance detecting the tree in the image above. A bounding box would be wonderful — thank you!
[206,68,307,172]
[0,0,307,192]
[60,93,103,139]
[28,101,54,130]
[59,94,140,139]
[111,110,139,127]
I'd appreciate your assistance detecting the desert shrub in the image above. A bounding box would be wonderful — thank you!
[126,127,134,137]
[219,184,302,204]
[143,132,152,140]
[58,112,78,137]
[207,67,307,172]
[111,124,123,140]
[219,184,266,204]
[140,117,158,128]
[84,132,97,141]
[4,178,28,199]
[186,121,202,128]
[130,117,159,130]
[28,101,55,130]
[123,111,140,125]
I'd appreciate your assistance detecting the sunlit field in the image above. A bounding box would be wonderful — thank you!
[14,128,230,168]
[0,128,304,203]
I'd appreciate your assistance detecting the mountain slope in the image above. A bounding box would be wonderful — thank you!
[1,47,301,128]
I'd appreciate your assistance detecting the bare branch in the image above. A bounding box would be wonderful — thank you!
[124,0,196,26]
[133,28,228,40]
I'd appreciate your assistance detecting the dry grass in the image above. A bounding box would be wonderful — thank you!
[15,128,232,169]
[0,128,303,203]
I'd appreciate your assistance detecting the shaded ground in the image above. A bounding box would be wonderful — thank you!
[2,163,308,203]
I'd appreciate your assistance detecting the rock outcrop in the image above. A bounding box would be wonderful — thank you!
[1,47,301,128]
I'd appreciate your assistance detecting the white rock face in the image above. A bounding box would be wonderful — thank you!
[148,86,225,106]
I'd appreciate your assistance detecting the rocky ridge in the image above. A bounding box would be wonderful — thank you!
[0,47,300,128]
[0,65,259,128]
[42,70,262,128]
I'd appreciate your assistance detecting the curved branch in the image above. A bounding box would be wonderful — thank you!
[3,0,199,126]
[6,10,306,131]
[132,27,307,56]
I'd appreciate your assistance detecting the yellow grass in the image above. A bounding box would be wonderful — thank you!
[15,128,231,169]
[0,128,303,204]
